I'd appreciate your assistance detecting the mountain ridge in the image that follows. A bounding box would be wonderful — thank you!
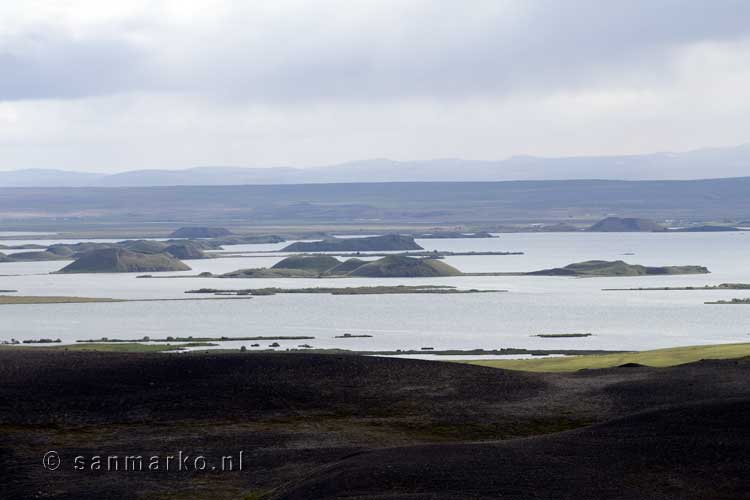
[2,143,749,187]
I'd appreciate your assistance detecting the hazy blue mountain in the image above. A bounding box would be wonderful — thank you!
[1,144,748,187]
[0,169,104,187]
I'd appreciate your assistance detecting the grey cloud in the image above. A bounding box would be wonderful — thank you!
[0,30,157,100]
[1,0,750,103]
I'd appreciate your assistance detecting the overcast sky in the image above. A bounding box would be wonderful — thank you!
[1,0,749,172]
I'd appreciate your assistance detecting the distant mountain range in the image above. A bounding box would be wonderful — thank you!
[2,178,749,226]
[1,143,749,187]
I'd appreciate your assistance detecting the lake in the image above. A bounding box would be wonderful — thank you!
[1,232,748,352]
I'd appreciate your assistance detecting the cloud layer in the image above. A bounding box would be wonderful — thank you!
[1,0,749,171]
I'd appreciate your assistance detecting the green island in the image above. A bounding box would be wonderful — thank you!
[1,238,222,265]
[705,298,750,304]
[533,333,592,338]
[57,247,191,273]
[185,285,502,295]
[463,343,750,372]
[0,295,255,305]
[524,260,709,277]
[604,283,750,291]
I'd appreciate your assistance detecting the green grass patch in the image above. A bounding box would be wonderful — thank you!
[463,343,750,372]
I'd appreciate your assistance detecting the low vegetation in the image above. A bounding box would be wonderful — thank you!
[464,343,750,372]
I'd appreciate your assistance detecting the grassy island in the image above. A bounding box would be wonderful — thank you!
[186,285,501,295]
[526,260,709,277]
[705,298,750,304]
[533,333,592,338]
[604,283,750,291]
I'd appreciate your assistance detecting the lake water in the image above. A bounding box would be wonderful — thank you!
[1,232,748,352]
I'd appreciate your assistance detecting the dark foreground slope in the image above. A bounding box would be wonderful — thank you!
[1,351,749,499]
[273,399,750,500]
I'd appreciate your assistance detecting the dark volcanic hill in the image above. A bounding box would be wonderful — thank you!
[221,255,463,278]
[325,257,367,275]
[348,255,462,277]
[271,255,342,272]
[163,242,209,259]
[281,234,423,252]
[586,216,665,232]
[1,351,749,500]
[57,248,191,273]
[117,239,169,253]
[272,399,750,500]
[2,251,69,262]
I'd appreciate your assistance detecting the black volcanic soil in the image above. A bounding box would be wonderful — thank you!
[1,351,748,500]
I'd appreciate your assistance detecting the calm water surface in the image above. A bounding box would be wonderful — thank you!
[1,233,748,352]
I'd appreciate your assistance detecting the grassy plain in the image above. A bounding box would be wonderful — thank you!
[464,343,750,372]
